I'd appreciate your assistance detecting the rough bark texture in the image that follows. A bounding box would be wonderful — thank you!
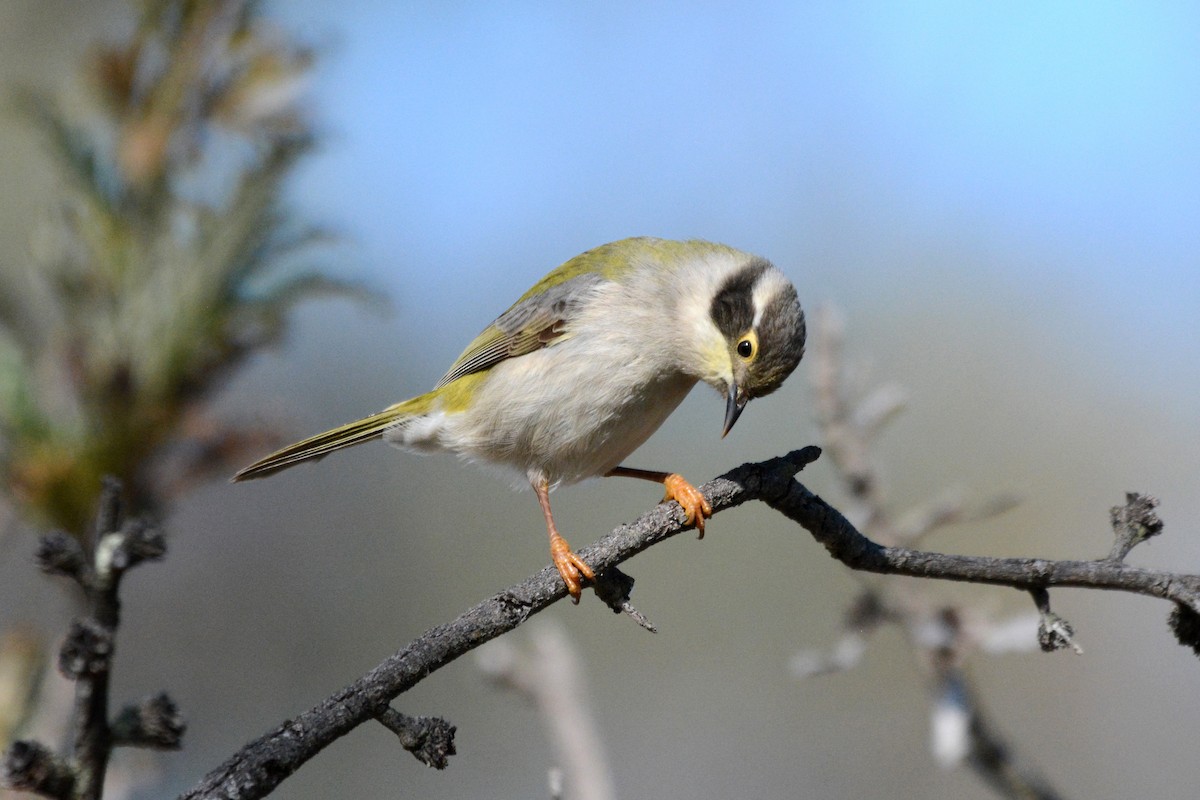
[179,446,1198,800]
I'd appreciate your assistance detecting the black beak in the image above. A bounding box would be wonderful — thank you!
[722,382,748,438]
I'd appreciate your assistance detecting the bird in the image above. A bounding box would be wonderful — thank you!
[233,237,806,601]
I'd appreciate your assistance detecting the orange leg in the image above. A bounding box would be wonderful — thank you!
[606,466,713,538]
[534,478,595,602]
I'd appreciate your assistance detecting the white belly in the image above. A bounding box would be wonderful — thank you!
[383,273,714,485]
[396,334,698,486]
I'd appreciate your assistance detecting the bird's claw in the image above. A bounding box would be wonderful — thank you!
[663,473,713,538]
[550,535,595,603]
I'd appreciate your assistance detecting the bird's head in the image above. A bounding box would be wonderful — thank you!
[697,256,806,436]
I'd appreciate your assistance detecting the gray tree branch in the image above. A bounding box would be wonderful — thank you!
[3,479,181,800]
[178,445,1199,800]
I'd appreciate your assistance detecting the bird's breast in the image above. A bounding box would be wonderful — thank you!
[437,333,697,485]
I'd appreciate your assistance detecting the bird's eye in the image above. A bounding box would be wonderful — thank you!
[737,339,754,359]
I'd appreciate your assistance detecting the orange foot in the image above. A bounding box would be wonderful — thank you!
[663,473,713,538]
[550,533,595,603]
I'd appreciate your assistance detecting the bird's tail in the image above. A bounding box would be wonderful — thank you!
[232,392,434,481]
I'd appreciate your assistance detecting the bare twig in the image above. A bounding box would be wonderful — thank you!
[478,623,616,800]
[802,306,1111,799]
[1107,493,1163,562]
[374,709,456,770]
[3,741,75,799]
[799,306,1200,799]
[764,478,1198,608]
[1,480,182,800]
[178,444,1198,800]
[930,665,1062,800]
[1027,588,1082,655]
[111,694,186,750]
[177,448,816,800]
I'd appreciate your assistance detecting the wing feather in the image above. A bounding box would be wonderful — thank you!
[434,272,604,388]
[232,394,431,480]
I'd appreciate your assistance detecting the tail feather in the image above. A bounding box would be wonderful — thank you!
[232,395,429,481]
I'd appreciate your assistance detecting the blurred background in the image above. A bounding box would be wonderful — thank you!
[1,1,1198,798]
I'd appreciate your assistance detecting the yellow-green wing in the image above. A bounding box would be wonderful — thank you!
[433,237,709,389]
[232,393,433,480]
[434,270,606,389]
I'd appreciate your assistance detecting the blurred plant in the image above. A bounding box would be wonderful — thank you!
[792,307,1062,799]
[0,630,44,749]
[0,0,362,535]
[478,622,616,800]
[3,479,183,800]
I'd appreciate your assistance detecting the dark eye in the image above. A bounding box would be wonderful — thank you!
[737,339,754,358]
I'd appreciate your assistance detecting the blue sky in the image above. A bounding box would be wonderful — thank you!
[269,1,1198,405]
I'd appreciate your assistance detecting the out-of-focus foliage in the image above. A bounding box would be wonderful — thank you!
[0,630,43,747]
[0,0,360,533]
